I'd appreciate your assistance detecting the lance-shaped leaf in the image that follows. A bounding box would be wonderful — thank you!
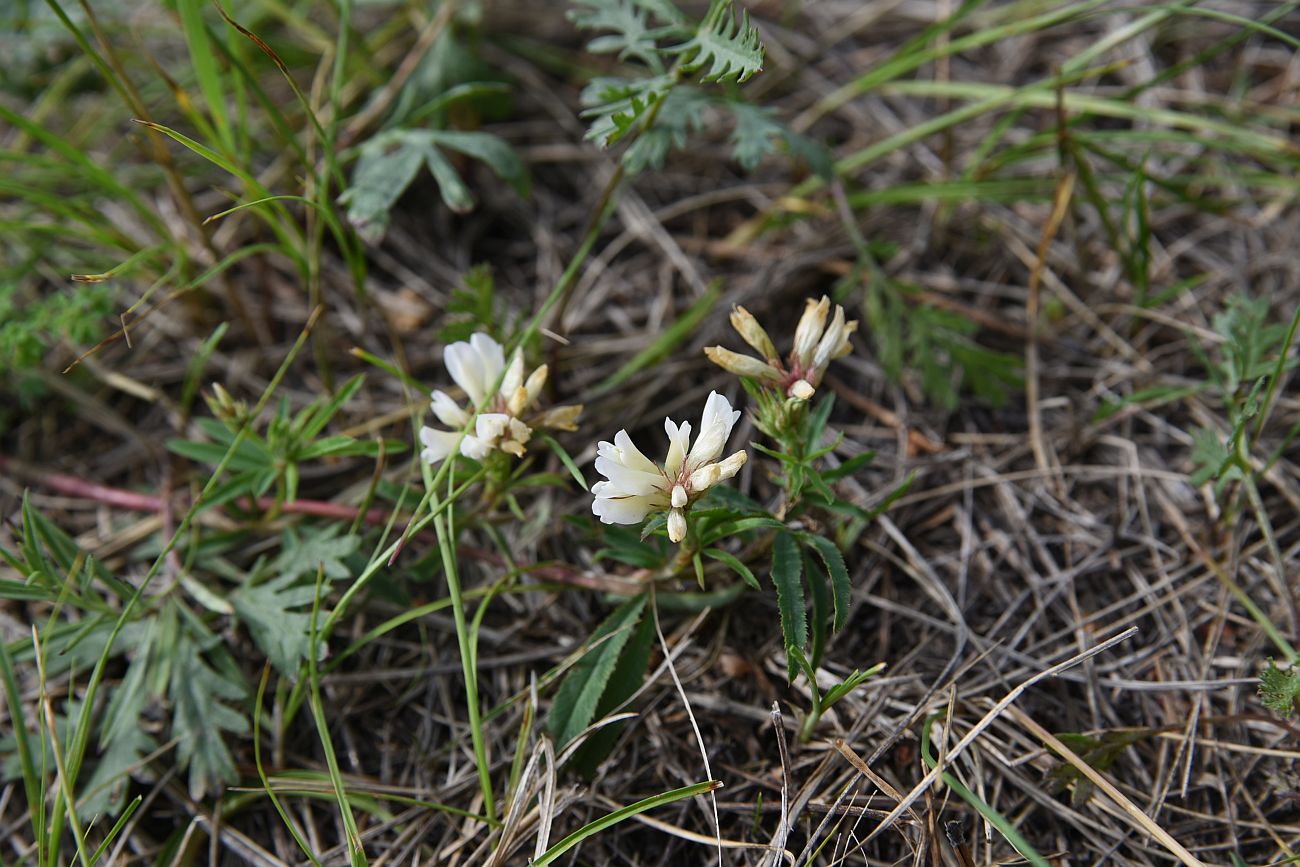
[770,531,805,680]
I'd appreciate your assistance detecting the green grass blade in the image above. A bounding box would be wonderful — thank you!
[593,283,721,394]
[921,715,1050,867]
[178,0,234,154]
[531,780,722,865]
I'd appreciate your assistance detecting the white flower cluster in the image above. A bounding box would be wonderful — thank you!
[705,295,856,400]
[420,333,581,464]
[591,392,747,543]
[422,297,858,545]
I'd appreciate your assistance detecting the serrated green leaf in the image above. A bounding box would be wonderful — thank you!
[805,550,830,668]
[548,595,648,749]
[569,604,657,776]
[579,74,675,147]
[570,0,669,68]
[770,531,804,680]
[670,2,763,83]
[1260,660,1300,716]
[800,533,850,632]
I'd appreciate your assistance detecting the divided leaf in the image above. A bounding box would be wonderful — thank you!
[570,0,670,68]
[341,128,528,243]
[273,525,360,581]
[580,75,676,147]
[231,572,322,678]
[670,2,764,83]
[170,628,249,800]
[1259,660,1300,717]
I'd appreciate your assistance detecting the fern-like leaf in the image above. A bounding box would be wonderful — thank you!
[580,75,676,147]
[669,2,763,83]
[171,626,249,800]
[569,0,669,68]
[1260,660,1300,717]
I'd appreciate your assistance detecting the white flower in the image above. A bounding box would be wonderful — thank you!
[591,391,748,543]
[704,296,857,400]
[420,332,581,464]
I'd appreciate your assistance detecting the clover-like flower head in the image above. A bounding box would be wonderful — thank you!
[420,333,581,464]
[705,296,857,400]
[591,391,747,543]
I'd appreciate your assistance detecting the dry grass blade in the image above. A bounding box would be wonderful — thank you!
[1007,706,1207,867]
[858,627,1139,847]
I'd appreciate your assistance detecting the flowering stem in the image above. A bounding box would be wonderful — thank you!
[433,507,496,823]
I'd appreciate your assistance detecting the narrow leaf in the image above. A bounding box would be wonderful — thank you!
[770,531,805,680]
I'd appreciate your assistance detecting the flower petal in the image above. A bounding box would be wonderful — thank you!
[663,419,691,477]
[685,391,740,468]
[592,492,660,525]
[730,305,778,361]
[459,435,494,460]
[612,429,659,475]
[444,341,486,406]
[429,390,469,429]
[594,455,665,497]
[471,332,506,394]
[419,426,461,464]
[475,412,511,443]
[499,350,524,401]
[667,509,687,543]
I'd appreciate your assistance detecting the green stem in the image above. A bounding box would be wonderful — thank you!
[433,508,496,823]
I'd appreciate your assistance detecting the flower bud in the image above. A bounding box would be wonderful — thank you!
[671,483,688,508]
[789,379,815,400]
[534,404,582,431]
[792,296,830,368]
[705,346,781,381]
[206,383,247,429]
[687,463,721,493]
[715,450,747,481]
[667,509,687,543]
[729,305,778,361]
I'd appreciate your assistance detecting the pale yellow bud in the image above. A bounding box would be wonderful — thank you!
[499,351,525,400]
[715,450,747,481]
[524,364,548,406]
[705,346,781,381]
[729,305,778,361]
[667,509,687,543]
[792,296,830,368]
[533,404,582,431]
[687,463,721,493]
[507,387,528,417]
[789,379,815,400]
